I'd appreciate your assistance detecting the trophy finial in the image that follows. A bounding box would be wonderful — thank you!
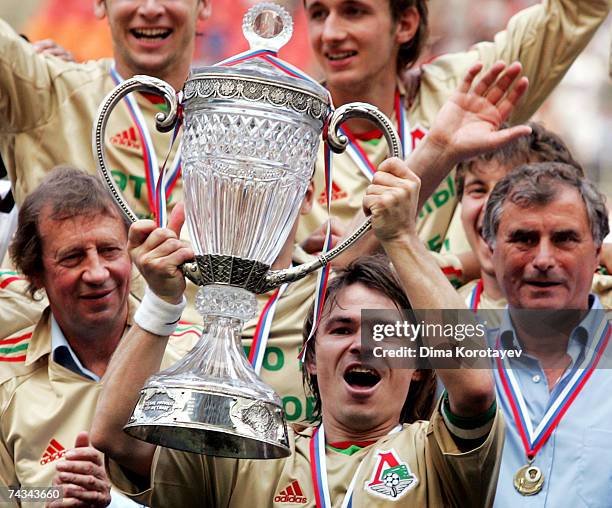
[243,2,293,52]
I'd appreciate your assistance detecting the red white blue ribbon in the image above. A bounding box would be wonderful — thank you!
[298,92,409,361]
[310,424,402,508]
[215,48,322,87]
[310,425,333,508]
[215,47,335,364]
[248,283,288,375]
[496,318,611,459]
[394,90,409,155]
[110,66,182,226]
[299,144,334,362]
[154,118,183,228]
[340,126,377,180]
[468,279,484,311]
[340,90,411,182]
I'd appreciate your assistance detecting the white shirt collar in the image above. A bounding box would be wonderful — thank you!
[50,314,100,382]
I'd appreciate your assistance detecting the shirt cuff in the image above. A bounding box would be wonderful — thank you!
[441,391,496,440]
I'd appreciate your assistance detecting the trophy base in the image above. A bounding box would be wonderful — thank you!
[124,384,291,459]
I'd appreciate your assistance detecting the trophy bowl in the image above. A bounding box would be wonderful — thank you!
[93,2,402,459]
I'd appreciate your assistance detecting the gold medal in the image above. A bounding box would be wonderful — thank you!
[513,463,544,496]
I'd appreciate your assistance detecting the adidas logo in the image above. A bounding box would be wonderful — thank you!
[274,480,307,504]
[40,439,66,465]
[317,181,347,205]
[110,127,141,150]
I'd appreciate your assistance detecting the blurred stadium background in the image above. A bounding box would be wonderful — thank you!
[2,0,611,197]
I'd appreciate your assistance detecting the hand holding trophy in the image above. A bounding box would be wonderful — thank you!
[93,3,401,459]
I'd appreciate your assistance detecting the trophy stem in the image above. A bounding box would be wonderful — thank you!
[123,285,290,458]
[196,284,258,321]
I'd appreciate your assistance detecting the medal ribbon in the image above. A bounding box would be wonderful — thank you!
[310,424,402,508]
[340,89,411,182]
[218,48,337,363]
[496,318,611,459]
[248,283,288,375]
[394,90,409,156]
[215,48,322,87]
[155,118,183,227]
[110,66,182,226]
[469,279,484,311]
[299,144,333,362]
[299,92,407,360]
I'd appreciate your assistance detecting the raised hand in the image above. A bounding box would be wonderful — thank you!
[31,39,75,62]
[363,61,531,245]
[426,61,531,166]
[128,203,194,304]
[363,159,421,243]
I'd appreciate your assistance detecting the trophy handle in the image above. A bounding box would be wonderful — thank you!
[92,75,180,224]
[261,102,403,292]
[91,76,202,283]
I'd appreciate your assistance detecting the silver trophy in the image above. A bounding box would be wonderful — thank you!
[93,3,402,459]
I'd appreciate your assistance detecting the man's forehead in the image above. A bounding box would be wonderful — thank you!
[40,208,124,228]
[498,190,589,232]
[466,159,513,182]
[38,211,127,246]
[322,289,403,327]
[323,299,361,323]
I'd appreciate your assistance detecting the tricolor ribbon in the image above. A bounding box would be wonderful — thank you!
[496,318,611,459]
[215,48,321,87]
[216,47,336,364]
[394,90,409,154]
[299,144,334,362]
[248,283,288,375]
[468,279,484,311]
[339,126,378,180]
[299,91,408,360]
[340,89,411,182]
[310,424,402,508]
[310,426,333,508]
[154,118,183,228]
[110,66,182,226]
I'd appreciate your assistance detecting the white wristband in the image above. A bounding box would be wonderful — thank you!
[134,287,187,337]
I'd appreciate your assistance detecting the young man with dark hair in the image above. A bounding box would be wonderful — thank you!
[91,194,502,508]
[301,255,438,426]
[298,0,609,286]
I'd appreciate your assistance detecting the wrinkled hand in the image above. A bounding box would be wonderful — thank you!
[128,203,194,304]
[363,159,420,243]
[427,61,531,165]
[300,218,347,255]
[46,432,111,508]
[32,39,75,62]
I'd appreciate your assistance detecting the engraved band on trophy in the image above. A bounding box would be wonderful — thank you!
[93,3,403,459]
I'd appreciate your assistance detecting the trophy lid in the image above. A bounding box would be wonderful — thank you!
[184,3,330,120]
